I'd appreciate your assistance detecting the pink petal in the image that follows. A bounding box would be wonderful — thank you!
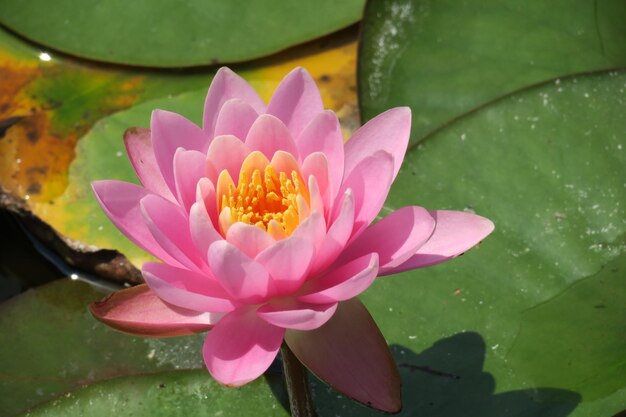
[203,67,266,137]
[267,219,288,240]
[226,223,275,259]
[296,110,344,198]
[206,135,251,183]
[208,240,274,303]
[214,98,260,140]
[151,110,210,195]
[218,206,235,236]
[269,150,302,178]
[92,180,182,267]
[309,190,354,275]
[307,176,325,218]
[285,298,401,413]
[203,307,284,386]
[290,210,326,254]
[301,152,331,215]
[204,160,219,189]
[298,253,379,304]
[340,206,436,273]
[189,201,222,261]
[267,67,324,139]
[142,262,236,313]
[196,177,219,225]
[382,210,495,274]
[124,127,175,202]
[339,150,394,238]
[257,299,337,330]
[238,150,271,178]
[140,194,207,273]
[245,114,299,160]
[90,284,216,337]
[255,236,315,295]
[173,148,206,213]
[344,107,411,182]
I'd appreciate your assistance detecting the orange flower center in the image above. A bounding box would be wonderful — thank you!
[216,151,310,239]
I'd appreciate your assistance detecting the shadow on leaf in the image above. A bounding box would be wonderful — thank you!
[301,332,580,416]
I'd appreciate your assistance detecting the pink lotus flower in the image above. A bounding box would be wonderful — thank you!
[90,67,493,412]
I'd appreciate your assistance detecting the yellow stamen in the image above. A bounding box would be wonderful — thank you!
[217,155,311,237]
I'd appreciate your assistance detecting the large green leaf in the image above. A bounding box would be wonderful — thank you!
[508,255,626,401]
[44,90,210,266]
[0,0,364,67]
[19,371,289,417]
[357,70,626,416]
[0,24,357,206]
[17,333,585,417]
[0,279,208,416]
[0,25,213,205]
[1,278,588,417]
[358,0,626,143]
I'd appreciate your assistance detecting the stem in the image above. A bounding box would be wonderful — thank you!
[281,343,318,417]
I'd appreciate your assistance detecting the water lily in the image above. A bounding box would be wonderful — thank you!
[90,67,494,412]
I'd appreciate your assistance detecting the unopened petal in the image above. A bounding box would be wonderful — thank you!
[90,284,216,337]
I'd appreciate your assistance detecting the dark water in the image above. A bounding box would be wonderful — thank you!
[0,210,64,301]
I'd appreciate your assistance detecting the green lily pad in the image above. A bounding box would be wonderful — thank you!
[17,333,585,417]
[0,0,364,67]
[508,254,626,401]
[1,278,585,417]
[358,70,626,415]
[0,278,209,416]
[45,90,208,266]
[18,370,288,417]
[0,25,213,205]
[358,0,626,143]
